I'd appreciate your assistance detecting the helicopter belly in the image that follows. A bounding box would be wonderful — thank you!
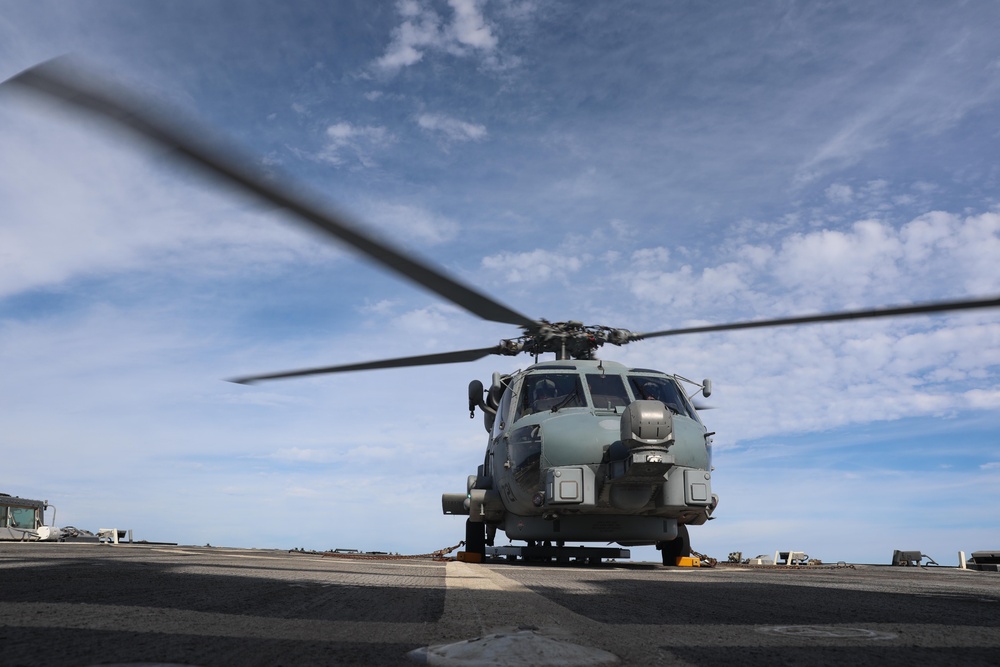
[503,513,678,543]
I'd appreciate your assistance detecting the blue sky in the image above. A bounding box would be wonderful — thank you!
[1,0,998,563]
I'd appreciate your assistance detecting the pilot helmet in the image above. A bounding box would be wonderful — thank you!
[534,378,557,400]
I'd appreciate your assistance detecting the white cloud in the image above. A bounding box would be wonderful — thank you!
[359,299,399,315]
[481,248,585,283]
[899,211,956,260]
[774,219,903,299]
[375,0,498,73]
[951,212,1000,293]
[393,303,463,335]
[629,260,752,310]
[608,219,632,239]
[358,200,460,245]
[737,244,774,269]
[631,246,670,266]
[627,211,1000,315]
[0,104,333,299]
[825,183,853,204]
[965,390,1000,410]
[319,121,394,167]
[417,112,487,142]
[583,207,1000,445]
[447,0,498,51]
[374,1,441,70]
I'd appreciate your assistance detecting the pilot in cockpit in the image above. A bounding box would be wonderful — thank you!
[525,377,564,414]
[641,382,661,401]
[641,380,682,415]
[533,378,557,403]
[522,375,584,416]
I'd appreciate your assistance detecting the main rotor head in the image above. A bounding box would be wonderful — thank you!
[500,321,634,361]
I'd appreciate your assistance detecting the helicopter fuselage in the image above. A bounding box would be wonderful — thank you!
[445,360,717,549]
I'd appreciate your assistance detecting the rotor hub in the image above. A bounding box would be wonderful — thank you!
[501,321,635,361]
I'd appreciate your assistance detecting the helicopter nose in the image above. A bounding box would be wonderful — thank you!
[605,400,678,510]
[620,399,675,449]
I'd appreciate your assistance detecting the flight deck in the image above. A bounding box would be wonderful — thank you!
[1,542,998,666]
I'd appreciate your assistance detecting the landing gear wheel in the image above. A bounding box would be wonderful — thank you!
[657,524,691,566]
[465,519,486,557]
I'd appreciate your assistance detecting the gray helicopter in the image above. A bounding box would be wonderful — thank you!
[9,61,1000,565]
[452,355,716,563]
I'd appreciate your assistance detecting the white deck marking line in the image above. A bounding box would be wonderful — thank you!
[441,562,675,665]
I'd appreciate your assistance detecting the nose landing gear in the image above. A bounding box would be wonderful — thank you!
[656,524,691,566]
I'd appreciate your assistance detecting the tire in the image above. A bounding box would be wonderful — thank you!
[465,519,486,556]
[658,524,691,566]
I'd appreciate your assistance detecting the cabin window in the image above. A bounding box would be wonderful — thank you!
[8,507,37,529]
[586,374,630,410]
[0,507,7,528]
[629,375,698,420]
[516,373,585,419]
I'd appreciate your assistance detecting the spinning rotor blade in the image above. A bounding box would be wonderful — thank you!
[229,346,504,384]
[633,295,1000,340]
[4,60,537,330]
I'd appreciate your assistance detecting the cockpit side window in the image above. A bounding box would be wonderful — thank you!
[677,389,702,423]
[9,506,37,529]
[491,381,514,439]
[515,373,585,419]
[585,374,630,410]
[629,375,698,420]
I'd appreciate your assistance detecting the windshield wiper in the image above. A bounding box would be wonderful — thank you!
[551,388,582,413]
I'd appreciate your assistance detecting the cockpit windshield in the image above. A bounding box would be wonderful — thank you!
[586,374,630,410]
[512,371,701,422]
[517,373,585,418]
[629,375,699,420]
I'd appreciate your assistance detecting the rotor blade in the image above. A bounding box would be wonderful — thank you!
[4,59,537,330]
[633,295,1000,340]
[229,346,503,384]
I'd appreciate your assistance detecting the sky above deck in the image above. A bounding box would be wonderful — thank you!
[1,1,998,563]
